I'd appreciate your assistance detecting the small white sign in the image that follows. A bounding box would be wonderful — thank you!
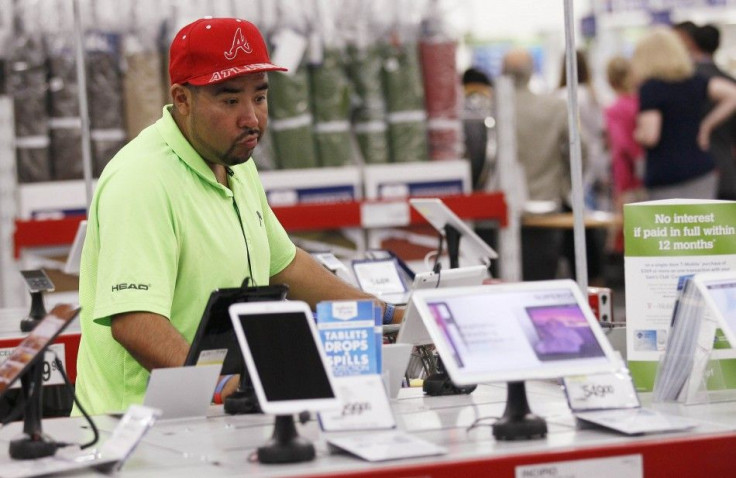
[319,375,396,431]
[360,201,410,228]
[314,253,349,274]
[352,260,406,295]
[269,28,307,75]
[515,454,643,478]
[563,372,640,411]
[195,348,228,367]
[328,430,446,462]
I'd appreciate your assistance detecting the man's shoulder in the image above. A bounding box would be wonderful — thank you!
[102,127,177,179]
[518,90,566,116]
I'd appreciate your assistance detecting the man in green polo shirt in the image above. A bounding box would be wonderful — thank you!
[73,17,402,415]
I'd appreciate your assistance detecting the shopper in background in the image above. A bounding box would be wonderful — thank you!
[690,24,736,200]
[461,67,494,190]
[672,20,699,56]
[604,55,644,254]
[632,27,736,200]
[557,50,606,285]
[72,17,403,416]
[557,50,608,211]
[502,48,577,281]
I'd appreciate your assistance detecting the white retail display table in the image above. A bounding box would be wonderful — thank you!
[2,381,736,477]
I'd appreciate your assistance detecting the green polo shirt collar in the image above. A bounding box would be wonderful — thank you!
[155,106,243,196]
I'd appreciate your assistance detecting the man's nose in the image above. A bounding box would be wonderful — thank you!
[237,102,259,129]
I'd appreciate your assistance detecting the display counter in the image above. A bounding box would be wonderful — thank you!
[1,381,735,477]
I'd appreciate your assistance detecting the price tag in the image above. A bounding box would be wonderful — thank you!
[352,259,406,295]
[563,371,640,411]
[516,454,643,478]
[195,348,228,367]
[360,201,410,228]
[318,375,396,431]
[0,343,66,389]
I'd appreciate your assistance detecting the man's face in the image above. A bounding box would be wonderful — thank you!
[184,73,269,167]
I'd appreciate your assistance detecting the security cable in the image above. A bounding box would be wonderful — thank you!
[53,352,99,449]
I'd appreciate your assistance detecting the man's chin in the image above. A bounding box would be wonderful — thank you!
[225,156,252,166]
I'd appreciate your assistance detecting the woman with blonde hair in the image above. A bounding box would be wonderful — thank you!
[605,55,644,253]
[632,27,736,199]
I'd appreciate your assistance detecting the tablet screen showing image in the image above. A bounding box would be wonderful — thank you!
[526,304,606,361]
[410,280,616,385]
[694,272,736,346]
[229,301,339,415]
[0,304,80,398]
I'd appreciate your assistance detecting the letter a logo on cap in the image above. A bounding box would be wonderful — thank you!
[224,27,253,60]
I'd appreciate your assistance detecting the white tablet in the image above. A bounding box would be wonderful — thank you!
[396,265,488,345]
[228,300,340,415]
[692,271,736,347]
[409,198,498,266]
[409,280,618,385]
[410,264,488,290]
[63,220,87,275]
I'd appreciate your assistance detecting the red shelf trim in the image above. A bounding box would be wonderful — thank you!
[13,193,507,257]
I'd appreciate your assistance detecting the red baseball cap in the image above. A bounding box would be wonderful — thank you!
[169,17,287,86]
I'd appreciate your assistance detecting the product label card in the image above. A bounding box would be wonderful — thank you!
[318,375,395,431]
[564,372,640,411]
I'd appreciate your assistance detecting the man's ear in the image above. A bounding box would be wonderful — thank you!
[170,84,192,116]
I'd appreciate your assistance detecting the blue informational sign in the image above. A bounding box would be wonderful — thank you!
[316,300,382,377]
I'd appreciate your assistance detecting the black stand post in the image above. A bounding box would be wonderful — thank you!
[9,362,57,459]
[424,224,477,397]
[444,224,461,270]
[257,415,315,464]
[20,292,46,332]
[492,381,547,441]
[423,355,476,396]
[224,361,261,415]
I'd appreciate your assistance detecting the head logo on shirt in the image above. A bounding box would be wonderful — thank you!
[112,283,150,292]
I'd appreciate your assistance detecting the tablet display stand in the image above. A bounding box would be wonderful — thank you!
[225,373,261,415]
[410,281,618,442]
[258,415,315,464]
[228,301,341,464]
[10,361,59,459]
[422,224,478,397]
[492,381,547,440]
[19,270,55,332]
[0,304,80,459]
[184,280,289,415]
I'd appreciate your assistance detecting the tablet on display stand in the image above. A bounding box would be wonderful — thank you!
[228,300,340,463]
[692,271,736,348]
[397,265,488,346]
[63,220,87,275]
[0,304,80,459]
[410,279,618,440]
[396,265,488,396]
[184,282,289,415]
[409,197,497,270]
